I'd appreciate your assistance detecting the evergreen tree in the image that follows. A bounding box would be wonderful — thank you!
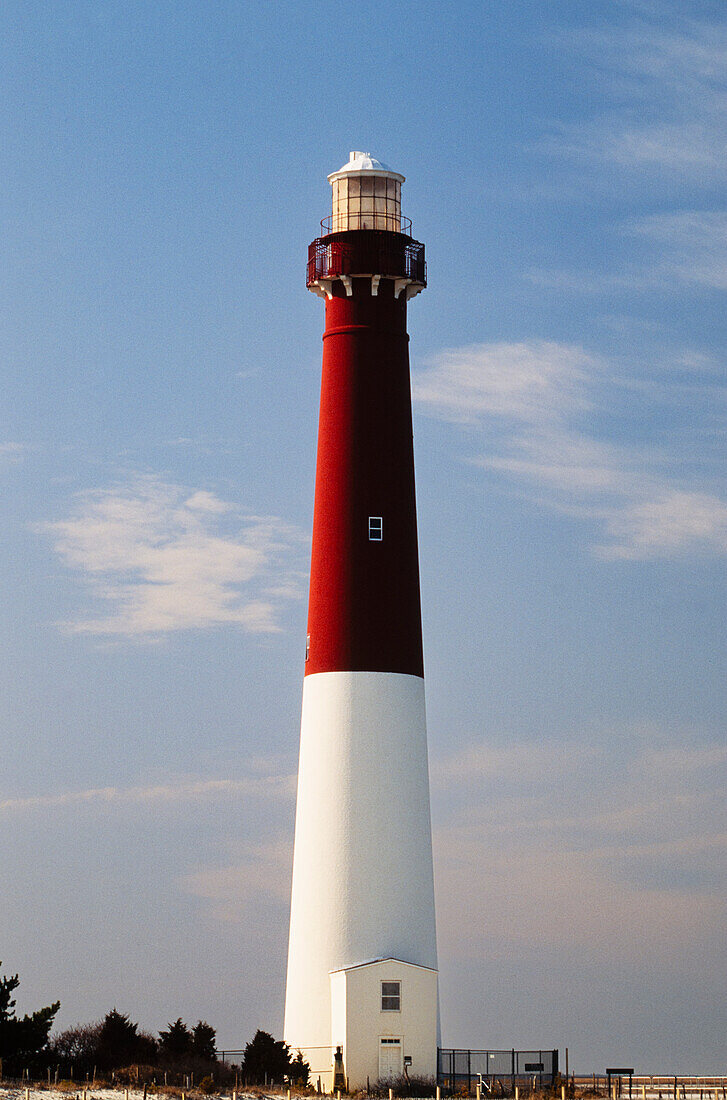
[0,962,60,1072]
[158,1018,192,1060]
[95,1009,157,1070]
[241,1029,291,1084]
[289,1050,310,1086]
[191,1021,216,1062]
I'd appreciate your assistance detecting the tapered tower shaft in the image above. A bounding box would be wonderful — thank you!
[284,153,437,1092]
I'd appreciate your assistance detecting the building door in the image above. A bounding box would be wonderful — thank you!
[379,1038,402,1080]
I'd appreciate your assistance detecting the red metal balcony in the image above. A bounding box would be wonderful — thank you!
[306,229,426,289]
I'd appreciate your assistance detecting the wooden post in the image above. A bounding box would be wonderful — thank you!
[437,1088,441,1100]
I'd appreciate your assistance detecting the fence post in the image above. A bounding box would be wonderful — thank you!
[516,1088,519,1100]
[437,1088,441,1100]
[477,1086,481,1100]
[389,1090,394,1100]
[25,1090,30,1100]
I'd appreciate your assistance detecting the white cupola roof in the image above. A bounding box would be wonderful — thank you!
[328,150,405,184]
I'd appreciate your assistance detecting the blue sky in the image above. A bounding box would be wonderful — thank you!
[2,0,726,1074]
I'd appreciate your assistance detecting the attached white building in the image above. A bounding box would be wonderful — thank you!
[330,959,438,1090]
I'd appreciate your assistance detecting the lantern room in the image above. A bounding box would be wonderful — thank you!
[327,151,405,233]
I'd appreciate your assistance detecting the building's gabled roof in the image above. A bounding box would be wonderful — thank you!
[330,956,438,974]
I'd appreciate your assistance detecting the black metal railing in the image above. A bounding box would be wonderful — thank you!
[321,213,413,236]
[438,1048,559,1092]
[307,229,426,287]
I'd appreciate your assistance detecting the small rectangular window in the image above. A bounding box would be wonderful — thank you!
[305,634,310,661]
[369,516,383,541]
[381,980,401,1011]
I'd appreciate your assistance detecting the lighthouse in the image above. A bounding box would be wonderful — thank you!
[284,152,438,1092]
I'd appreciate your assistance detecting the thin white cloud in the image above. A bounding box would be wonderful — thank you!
[626,211,727,290]
[432,728,727,961]
[40,475,307,637]
[181,840,293,920]
[0,773,296,816]
[416,341,727,560]
[414,341,595,426]
[530,210,727,295]
[0,441,26,464]
[545,20,727,180]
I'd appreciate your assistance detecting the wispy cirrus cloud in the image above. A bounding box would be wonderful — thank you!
[530,210,727,295]
[432,727,727,961]
[626,210,727,290]
[0,771,296,816]
[181,839,294,921]
[415,341,727,559]
[0,441,26,464]
[40,475,307,638]
[545,19,727,180]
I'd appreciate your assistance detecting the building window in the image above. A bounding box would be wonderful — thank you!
[381,981,401,1011]
[305,634,310,661]
[369,516,383,541]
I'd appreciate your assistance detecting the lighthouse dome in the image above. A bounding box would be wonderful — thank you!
[328,151,405,184]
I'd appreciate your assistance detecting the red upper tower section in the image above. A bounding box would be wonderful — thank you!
[305,153,426,679]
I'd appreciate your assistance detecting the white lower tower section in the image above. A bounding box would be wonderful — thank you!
[284,672,438,1089]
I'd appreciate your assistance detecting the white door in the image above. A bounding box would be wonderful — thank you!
[379,1038,402,1080]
